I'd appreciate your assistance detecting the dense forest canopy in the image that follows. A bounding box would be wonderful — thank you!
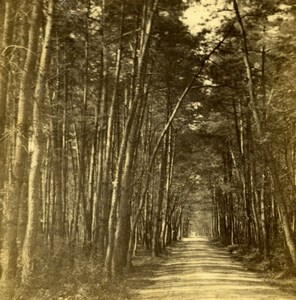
[0,0,296,298]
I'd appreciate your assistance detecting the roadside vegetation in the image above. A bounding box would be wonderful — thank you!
[209,239,296,297]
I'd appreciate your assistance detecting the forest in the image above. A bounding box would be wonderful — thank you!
[0,0,296,299]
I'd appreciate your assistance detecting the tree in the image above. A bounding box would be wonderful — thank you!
[233,0,296,265]
[1,0,42,298]
[0,0,17,276]
[21,0,55,285]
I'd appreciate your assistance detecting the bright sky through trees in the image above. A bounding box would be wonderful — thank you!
[181,0,232,36]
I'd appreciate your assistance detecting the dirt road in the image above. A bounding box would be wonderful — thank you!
[135,237,295,300]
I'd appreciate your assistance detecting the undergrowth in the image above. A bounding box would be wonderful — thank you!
[12,244,171,299]
[215,241,296,296]
[14,249,132,300]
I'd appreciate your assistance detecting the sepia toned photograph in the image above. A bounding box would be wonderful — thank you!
[0,0,296,299]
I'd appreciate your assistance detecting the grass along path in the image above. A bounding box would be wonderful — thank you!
[131,237,295,300]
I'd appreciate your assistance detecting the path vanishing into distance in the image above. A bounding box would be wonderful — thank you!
[134,237,295,300]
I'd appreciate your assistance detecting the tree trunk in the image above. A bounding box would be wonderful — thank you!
[105,0,160,277]
[0,0,17,280]
[0,0,41,297]
[152,141,168,256]
[98,1,124,256]
[21,0,54,284]
[233,0,296,265]
[0,0,17,195]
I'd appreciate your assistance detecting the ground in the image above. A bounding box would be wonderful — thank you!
[130,237,296,300]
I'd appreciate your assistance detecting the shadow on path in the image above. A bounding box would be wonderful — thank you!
[132,237,295,300]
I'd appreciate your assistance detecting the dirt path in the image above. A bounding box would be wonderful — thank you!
[134,237,295,300]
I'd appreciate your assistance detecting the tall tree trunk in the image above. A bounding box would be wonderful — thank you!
[112,62,152,275]
[21,0,54,284]
[105,0,160,277]
[152,141,168,256]
[0,0,41,297]
[97,0,109,256]
[98,0,124,256]
[233,0,296,265]
[0,0,17,277]
[162,128,174,248]
[0,0,17,196]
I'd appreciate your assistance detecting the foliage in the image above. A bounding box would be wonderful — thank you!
[15,252,132,300]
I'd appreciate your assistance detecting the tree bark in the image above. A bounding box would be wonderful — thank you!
[0,0,17,278]
[233,0,296,265]
[21,0,54,284]
[98,0,124,256]
[0,0,17,191]
[0,0,42,297]
[105,0,160,277]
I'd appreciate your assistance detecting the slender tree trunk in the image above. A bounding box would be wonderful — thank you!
[162,129,174,247]
[97,0,109,256]
[98,1,124,256]
[111,64,151,275]
[0,0,17,258]
[105,0,160,277]
[233,0,296,265]
[21,0,54,284]
[80,3,91,250]
[0,0,41,297]
[152,141,168,256]
[0,0,17,182]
